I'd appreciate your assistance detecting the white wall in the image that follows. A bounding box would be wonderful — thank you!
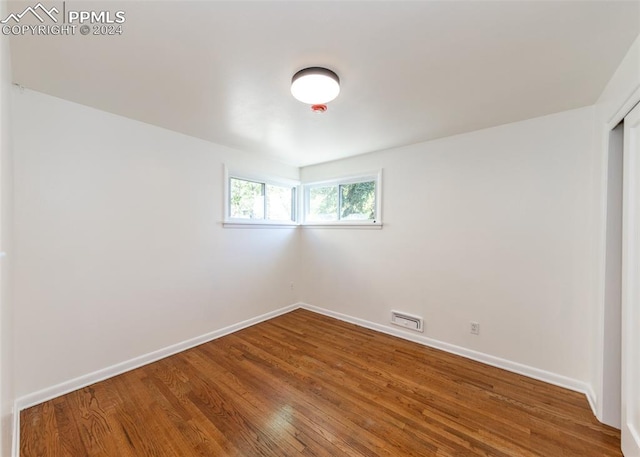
[0,0,14,452]
[12,89,301,398]
[592,33,640,425]
[300,106,597,384]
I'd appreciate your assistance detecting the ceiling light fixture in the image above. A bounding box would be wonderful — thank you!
[291,67,340,106]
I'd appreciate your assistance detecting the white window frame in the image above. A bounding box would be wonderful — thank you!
[224,166,300,227]
[302,170,382,228]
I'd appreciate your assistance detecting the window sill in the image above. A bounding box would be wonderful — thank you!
[223,221,298,229]
[301,222,383,229]
[222,221,383,229]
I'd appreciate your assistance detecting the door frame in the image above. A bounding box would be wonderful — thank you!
[621,100,640,456]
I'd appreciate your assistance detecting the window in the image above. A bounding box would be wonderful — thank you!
[225,168,298,226]
[303,171,382,226]
[224,168,381,228]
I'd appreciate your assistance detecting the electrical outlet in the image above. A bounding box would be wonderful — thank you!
[470,322,480,335]
[290,282,294,291]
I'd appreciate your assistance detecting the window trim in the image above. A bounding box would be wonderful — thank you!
[223,166,300,227]
[302,170,383,227]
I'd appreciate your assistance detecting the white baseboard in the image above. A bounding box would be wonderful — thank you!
[14,304,298,412]
[585,385,598,419]
[11,401,19,457]
[622,423,640,456]
[299,303,595,403]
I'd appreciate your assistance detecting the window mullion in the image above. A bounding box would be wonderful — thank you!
[291,187,296,222]
[262,182,267,220]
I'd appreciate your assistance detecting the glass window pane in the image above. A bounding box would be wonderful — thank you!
[230,178,264,219]
[266,184,294,221]
[340,181,376,220]
[307,186,338,221]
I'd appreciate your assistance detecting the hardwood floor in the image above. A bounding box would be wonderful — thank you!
[21,309,621,456]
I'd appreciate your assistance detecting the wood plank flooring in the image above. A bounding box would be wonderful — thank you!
[21,309,621,456]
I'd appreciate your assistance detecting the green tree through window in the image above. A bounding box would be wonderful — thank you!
[230,178,264,219]
[340,181,375,220]
[308,186,338,221]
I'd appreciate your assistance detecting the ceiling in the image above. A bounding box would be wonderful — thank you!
[8,1,640,167]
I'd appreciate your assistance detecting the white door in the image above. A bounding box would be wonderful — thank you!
[622,101,640,456]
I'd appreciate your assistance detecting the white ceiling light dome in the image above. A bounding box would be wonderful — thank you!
[291,67,340,105]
